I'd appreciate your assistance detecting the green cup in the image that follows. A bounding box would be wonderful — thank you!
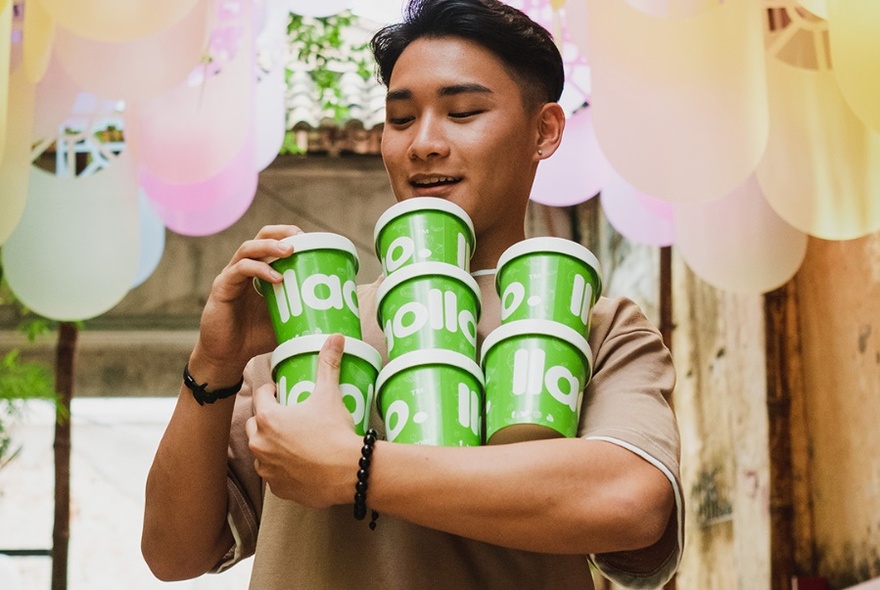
[373,197,476,275]
[257,232,362,343]
[495,237,602,336]
[480,319,593,445]
[270,335,382,436]
[375,349,484,447]
[376,261,482,361]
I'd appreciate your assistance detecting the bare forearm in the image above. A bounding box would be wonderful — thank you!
[142,358,241,580]
[367,438,673,555]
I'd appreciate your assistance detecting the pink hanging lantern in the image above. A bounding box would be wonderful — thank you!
[531,106,610,207]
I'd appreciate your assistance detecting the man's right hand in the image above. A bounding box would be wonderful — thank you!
[190,224,302,382]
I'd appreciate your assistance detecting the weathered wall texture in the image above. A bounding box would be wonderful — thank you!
[670,252,771,590]
[795,236,880,588]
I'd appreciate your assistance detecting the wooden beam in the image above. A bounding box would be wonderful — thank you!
[765,276,814,589]
[765,283,795,590]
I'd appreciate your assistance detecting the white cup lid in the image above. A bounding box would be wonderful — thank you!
[496,237,602,297]
[373,197,476,252]
[375,348,484,397]
[375,261,482,322]
[271,335,382,373]
[263,232,360,273]
[479,319,593,371]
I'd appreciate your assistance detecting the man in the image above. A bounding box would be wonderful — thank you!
[142,0,683,587]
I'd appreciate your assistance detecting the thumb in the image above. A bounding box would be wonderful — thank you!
[314,333,345,395]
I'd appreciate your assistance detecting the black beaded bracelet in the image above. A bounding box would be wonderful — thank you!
[354,429,380,530]
[183,363,244,406]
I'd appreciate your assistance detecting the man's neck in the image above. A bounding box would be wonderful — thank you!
[470,226,527,272]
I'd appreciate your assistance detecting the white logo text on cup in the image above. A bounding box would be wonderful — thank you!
[500,276,592,325]
[511,348,581,412]
[384,398,409,442]
[384,379,479,442]
[384,232,469,273]
[272,269,359,324]
[569,274,593,324]
[457,382,480,437]
[384,288,477,354]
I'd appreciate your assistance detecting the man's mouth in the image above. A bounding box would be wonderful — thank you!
[410,175,462,188]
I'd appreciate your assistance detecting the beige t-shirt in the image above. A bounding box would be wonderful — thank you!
[219,272,683,589]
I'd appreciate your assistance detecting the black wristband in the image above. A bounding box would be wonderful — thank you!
[183,363,244,406]
[354,429,380,530]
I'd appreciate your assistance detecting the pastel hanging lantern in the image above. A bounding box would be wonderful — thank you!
[22,0,53,83]
[139,132,258,237]
[757,13,880,240]
[34,0,199,43]
[600,171,674,247]
[1,152,140,321]
[32,56,81,143]
[131,191,166,289]
[253,1,288,172]
[588,0,768,203]
[53,0,210,102]
[674,175,808,294]
[125,3,253,184]
[827,0,880,134]
[530,106,610,207]
[0,65,35,245]
[287,0,353,18]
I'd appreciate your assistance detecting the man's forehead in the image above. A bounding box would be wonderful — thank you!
[387,37,515,97]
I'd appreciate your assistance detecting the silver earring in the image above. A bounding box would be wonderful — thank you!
[537,148,543,156]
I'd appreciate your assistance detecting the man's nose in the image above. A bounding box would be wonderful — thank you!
[407,115,450,160]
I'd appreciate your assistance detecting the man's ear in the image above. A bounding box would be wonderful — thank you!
[535,102,566,161]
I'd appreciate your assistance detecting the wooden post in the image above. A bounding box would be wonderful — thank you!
[52,322,78,590]
[765,282,797,590]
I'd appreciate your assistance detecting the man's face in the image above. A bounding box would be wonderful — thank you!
[380,36,541,240]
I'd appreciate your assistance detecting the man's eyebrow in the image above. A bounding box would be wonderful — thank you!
[385,83,493,103]
[438,83,493,97]
[386,89,412,102]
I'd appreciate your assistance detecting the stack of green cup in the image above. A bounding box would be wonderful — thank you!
[373,198,484,446]
[481,237,602,444]
[256,232,382,436]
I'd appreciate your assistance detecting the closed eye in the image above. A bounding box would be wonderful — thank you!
[450,111,483,119]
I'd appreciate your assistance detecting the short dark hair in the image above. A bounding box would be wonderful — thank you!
[370,0,564,109]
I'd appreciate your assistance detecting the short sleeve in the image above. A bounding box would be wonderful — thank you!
[581,297,684,588]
